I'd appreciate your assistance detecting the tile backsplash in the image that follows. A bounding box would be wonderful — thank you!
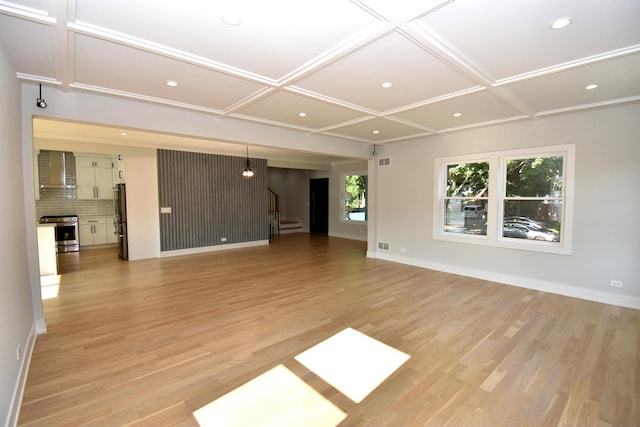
[36,198,114,220]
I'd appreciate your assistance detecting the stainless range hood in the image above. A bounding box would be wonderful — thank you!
[40,150,76,189]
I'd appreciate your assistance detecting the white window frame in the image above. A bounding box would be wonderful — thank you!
[433,144,575,255]
[340,171,368,223]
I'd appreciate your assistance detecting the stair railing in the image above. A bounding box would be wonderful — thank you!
[268,187,280,235]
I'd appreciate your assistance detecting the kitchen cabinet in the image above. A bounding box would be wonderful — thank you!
[79,217,109,246]
[80,216,118,246]
[76,155,115,200]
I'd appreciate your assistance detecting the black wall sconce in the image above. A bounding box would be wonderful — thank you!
[36,84,47,108]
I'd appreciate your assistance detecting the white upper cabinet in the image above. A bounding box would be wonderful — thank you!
[76,155,115,200]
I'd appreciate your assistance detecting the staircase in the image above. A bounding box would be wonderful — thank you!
[278,218,304,234]
[268,187,305,235]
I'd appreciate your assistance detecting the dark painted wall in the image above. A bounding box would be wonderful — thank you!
[157,149,268,251]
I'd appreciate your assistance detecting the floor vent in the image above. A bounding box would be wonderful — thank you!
[377,242,390,251]
[378,157,390,167]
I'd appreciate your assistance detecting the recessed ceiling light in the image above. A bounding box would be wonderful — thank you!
[381,82,393,88]
[165,80,178,87]
[453,112,462,117]
[550,17,572,30]
[221,13,242,26]
[298,112,307,117]
[585,84,598,90]
[120,132,127,136]
[373,130,380,134]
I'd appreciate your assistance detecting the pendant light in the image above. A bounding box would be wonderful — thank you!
[242,146,256,180]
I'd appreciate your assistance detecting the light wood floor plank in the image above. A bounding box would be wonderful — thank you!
[19,234,640,426]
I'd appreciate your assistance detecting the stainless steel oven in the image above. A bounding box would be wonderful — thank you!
[39,215,79,252]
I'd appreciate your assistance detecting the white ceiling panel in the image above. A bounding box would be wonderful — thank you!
[294,31,477,113]
[418,0,640,81]
[391,90,525,131]
[74,35,267,111]
[329,117,430,142]
[74,0,380,81]
[503,54,640,113]
[233,90,370,131]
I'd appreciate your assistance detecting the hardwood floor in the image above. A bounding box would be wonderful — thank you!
[19,234,639,426]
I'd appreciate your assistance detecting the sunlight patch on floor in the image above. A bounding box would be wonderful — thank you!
[295,327,410,403]
[193,328,410,426]
[193,364,346,427]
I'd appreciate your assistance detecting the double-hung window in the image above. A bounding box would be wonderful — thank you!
[443,161,490,237]
[434,145,574,254]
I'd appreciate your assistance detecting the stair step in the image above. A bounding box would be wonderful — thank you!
[279,227,304,234]
[278,218,304,234]
[279,224,303,230]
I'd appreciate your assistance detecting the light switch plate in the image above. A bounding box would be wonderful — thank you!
[160,207,172,214]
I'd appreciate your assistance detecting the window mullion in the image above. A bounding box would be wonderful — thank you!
[486,157,500,240]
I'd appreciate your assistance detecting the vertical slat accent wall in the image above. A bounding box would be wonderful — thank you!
[157,149,269,252]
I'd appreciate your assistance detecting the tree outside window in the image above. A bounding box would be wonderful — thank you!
[344,174,367,221]
[445,162,489,235]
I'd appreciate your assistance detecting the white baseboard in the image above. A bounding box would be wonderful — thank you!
[6,323,38,427]
[369,251,640,310]
[159,240,269,258]
[329,231,367,242]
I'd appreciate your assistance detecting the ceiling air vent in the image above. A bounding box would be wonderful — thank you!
[378,157,390,167]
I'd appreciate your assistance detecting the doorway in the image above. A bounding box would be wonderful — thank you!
[309,178,329,235]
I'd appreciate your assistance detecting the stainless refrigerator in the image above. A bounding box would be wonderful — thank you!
[114,183,128,260]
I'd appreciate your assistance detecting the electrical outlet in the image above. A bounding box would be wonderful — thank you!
[221,237,227,242]
[610,280,623,288]
[16,344,21,361]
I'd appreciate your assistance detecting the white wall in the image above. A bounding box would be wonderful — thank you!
[1,44,37,426]
[125,150,160,260]
[370,103,640,308]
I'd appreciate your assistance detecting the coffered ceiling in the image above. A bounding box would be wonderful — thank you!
[1,0,639,163]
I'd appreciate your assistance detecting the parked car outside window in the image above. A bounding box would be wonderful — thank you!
[504,216,544,229]
[502,223,528,239]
